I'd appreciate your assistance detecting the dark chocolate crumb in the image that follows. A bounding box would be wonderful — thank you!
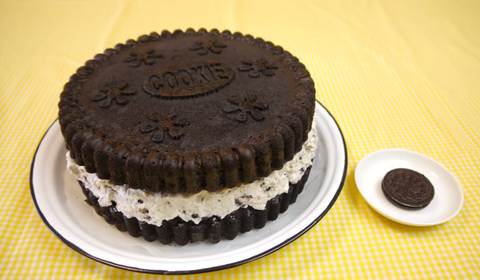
[137,199,144,204]
[191,213,199,218]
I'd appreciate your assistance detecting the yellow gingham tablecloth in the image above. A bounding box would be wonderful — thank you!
[1,0,479,278]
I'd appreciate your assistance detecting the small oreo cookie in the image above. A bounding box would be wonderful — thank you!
[382,168,434,208]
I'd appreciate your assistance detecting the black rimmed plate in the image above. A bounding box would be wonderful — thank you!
[30,102,347,274]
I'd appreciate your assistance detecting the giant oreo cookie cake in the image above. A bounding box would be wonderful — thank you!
[59,28,317,245]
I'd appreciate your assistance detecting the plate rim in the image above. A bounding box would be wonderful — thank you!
[30,100,348,274]
[354,148,464,226]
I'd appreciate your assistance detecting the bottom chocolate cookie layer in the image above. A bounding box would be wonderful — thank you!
[78,166,312,245]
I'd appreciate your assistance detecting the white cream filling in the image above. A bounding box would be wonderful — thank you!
[68,118,317,225]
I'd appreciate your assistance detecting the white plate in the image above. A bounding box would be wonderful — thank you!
[30,102,347,274]
[355,149,463,226]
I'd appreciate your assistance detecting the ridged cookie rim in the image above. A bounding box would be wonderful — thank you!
[58,28,316,193]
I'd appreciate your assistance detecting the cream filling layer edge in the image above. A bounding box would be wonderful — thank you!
[67,118,317,225]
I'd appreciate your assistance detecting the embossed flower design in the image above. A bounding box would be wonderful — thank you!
[189,40,226,55]
[140,112,190,143]
[124,49,163,67]
[92,83,136,108]
[238,59,278,77]
[223,94,269,122]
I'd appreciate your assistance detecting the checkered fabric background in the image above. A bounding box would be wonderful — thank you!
[1,0,479,279]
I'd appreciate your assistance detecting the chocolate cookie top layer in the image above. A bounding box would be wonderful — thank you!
[381,168,435,208]
[59,28,316,193]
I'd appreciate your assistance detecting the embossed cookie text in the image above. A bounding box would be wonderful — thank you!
[143,61,235,98]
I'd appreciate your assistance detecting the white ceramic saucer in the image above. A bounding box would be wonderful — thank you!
[355,149,463,226]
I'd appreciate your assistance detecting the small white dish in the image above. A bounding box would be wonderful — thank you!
[355,149,463,226]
